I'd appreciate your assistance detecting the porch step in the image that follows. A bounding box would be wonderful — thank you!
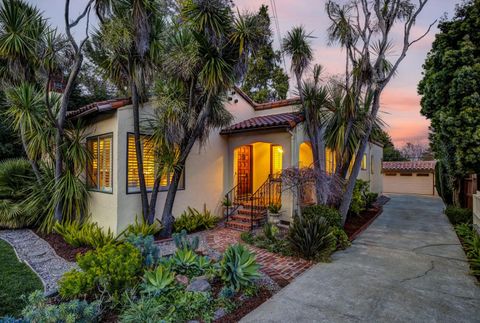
[225,220,253,231]
[237,209,267,216]
[230,213,265,222]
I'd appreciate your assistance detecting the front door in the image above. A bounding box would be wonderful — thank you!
[237,145,252,196]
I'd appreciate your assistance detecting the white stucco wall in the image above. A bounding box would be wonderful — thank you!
[87,90,383,233]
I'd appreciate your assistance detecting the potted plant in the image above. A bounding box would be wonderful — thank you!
[267,203,282,225]
[222,197,232,217]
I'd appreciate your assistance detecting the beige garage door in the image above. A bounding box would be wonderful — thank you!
[383,172,435,195]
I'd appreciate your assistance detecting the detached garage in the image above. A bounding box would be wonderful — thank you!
[382,161,437,195]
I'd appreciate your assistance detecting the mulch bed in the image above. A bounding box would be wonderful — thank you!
[344,195,390,241]
[214,287,272,323]
[33,229,91,262]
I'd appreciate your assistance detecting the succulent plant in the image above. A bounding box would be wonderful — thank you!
[172,229,199,251]
[141,265,176,295]
[220,244,260,291]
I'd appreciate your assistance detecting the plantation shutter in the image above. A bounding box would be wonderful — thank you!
[86,134,112,192]
[127,133,185,193]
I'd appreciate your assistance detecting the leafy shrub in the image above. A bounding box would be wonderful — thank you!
[455,224,480,276]
[173,206,219,233]
[0,159,38,229]
[54,220,116,248]
[59,243,142,299]
[220,244,260,291]
[445,206,472,225]
[240,232,255,244]
[123,216,162,237]
[332,227,351,250]
[21,290,101,323]
[125,234,160,268]
[349,179,370,215]
[172,229,199,251]
[141,265,176,296]
[365,192,378,209]
[263,223,279,241]
[302,205,342,228]
[120,290,214,322]
[288,213,336,261]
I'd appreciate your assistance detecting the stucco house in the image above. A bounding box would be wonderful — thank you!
[67,88,383,234]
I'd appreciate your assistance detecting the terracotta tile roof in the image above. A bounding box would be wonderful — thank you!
[382,160,436,172]
[66,98,132,119]
[233,86,301,110]
[220,112,304,135]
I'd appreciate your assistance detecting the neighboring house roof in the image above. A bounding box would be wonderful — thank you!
[220,112,304,135]
[382,160,436,173]
[66,98,132,120]
[233,86,301,110]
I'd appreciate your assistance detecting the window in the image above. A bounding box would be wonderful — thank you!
[127,133,184,193]
[271,145,283,175]
[326,148,336,174]
[361,153,367,170]
[87,134,113,192]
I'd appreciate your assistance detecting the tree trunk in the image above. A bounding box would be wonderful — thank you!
[147,177,161,225]
[54,53,84,222]
[131,81,149,221]
[159,161,185,238]
[339,89,381,222]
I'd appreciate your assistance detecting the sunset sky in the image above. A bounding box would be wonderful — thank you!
[30,0,458,148]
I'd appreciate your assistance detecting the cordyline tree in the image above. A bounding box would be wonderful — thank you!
[89,0,167,224]
[418,0,480,206]
[321,0,434,221]
[0,0,94,224]
[147,0,266,237]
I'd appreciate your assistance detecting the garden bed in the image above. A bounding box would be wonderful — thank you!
[344,195,390,241]
[33,229,91,262]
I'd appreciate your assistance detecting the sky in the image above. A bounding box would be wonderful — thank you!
[28,0,458,148]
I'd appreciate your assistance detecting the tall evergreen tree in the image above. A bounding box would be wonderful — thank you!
[241,5,288,103]
[418,0,480,205]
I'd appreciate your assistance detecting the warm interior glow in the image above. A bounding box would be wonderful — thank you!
[299,142,313,168]
[87,135,112,192]
[271,145,283,175]
[326,148,336,174]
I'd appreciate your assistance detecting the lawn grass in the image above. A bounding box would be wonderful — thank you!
[0,239,43,317]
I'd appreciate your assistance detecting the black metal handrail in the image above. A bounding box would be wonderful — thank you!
[224,183,240,222]
[248,174,282,230]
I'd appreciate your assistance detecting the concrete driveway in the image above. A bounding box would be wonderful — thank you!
[242,195,480,323]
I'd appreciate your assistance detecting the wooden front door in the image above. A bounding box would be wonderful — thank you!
[237,145,252,196]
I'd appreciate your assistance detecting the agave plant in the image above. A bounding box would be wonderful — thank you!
[220,244,260,291]
[172,229,199,251]
[141,265,176,296]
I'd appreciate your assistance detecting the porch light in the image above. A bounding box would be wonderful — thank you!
[278,147,284,154]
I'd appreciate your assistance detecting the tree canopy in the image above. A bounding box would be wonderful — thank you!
[241,5,289,103]
[418,0,480,191]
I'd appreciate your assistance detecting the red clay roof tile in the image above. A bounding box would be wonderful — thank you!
[220,112,304,134]
[382,160,436,172]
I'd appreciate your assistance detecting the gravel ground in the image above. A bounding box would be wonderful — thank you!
[0,229,77,295]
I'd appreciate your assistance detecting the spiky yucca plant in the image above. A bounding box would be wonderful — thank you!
[220,244,260,291]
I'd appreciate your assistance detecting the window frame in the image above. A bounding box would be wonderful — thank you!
[86,132,114,194]
[361,153,367,170]
[126,132,185,194]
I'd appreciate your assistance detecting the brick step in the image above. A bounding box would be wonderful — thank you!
[225,220,252,231]
[230,213,265,222]
[237,209,267,216]
[233,202,268,209]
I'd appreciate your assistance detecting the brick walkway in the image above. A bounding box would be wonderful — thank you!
[205,227,312,286]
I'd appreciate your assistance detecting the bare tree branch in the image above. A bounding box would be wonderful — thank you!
[409,19,437,46]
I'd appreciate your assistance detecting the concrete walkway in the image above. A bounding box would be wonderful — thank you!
[242,195,480,323]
